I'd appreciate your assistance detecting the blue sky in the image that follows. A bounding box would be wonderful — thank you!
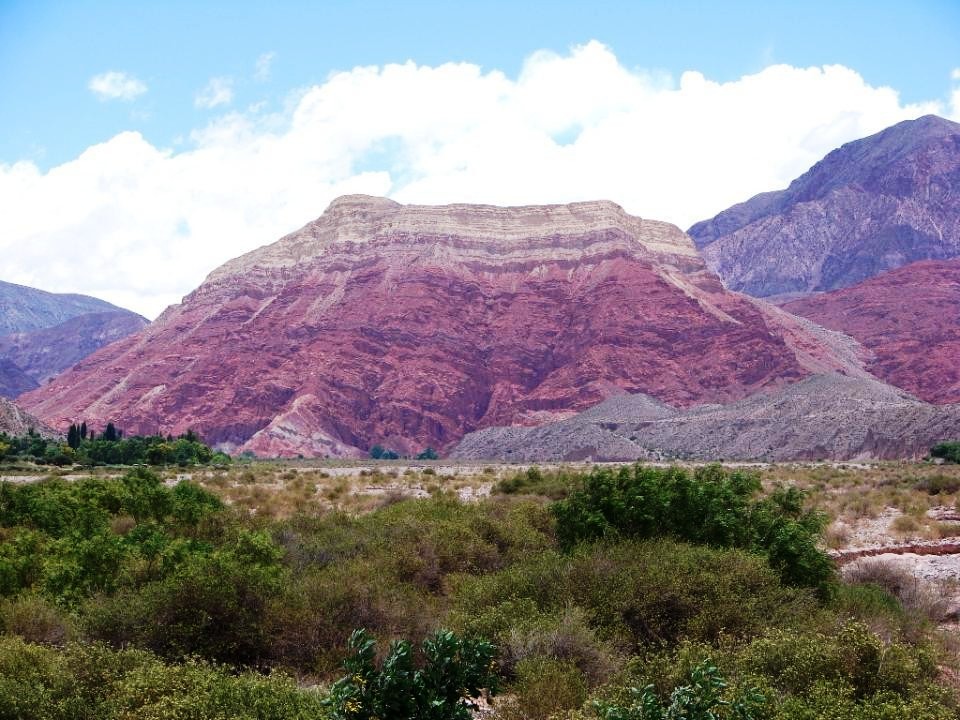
[1,1,958,317]
[2,0,958,168]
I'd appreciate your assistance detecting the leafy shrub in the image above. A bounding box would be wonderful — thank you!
[325,628,499,720]
[593,660,765,720]
[84,530,284,665]
[551,464,834,592]
[930,441,960,464]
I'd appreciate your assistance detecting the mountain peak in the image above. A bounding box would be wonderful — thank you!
[688,115,960,297]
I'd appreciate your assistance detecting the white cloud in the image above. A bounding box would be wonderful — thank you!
[255,52,275,81]
[88,71,147,101]
[3,41,951,319]
[195,77,234,109]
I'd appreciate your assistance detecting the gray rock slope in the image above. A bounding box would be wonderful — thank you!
[450,374,960,462]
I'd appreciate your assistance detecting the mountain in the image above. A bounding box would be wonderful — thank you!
[0,281,147,399]
[18,195,864,457]
[0,397,58,439]
[784,258,960,405]
[0,280,125,335]
[688,115,960,298]
[450,374,960,462]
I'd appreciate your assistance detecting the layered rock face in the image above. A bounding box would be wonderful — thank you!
[19,195,858,457]
[0,280,147,398]
[784,259,960,405]
[689,115,960,298]
[451,374,960,462]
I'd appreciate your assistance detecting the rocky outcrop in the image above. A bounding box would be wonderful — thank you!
[689,115,960,297]
[0,311,148,396]
[19,196,862,457]
[784,259,960,405]
[0,397,58,439]
[450,374,960,462]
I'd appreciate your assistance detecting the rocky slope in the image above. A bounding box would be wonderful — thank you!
[0,397,57,439]
[784,258,960,405]
[689,115,960,298]
[19,195,864,457]
[0,282,147,398]
[450,374,960,462]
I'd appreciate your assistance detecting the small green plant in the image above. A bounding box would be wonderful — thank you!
[593,660,764,720]
[325,628,499,720]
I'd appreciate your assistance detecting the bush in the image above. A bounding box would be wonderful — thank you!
[0,635,326,720]
[551,464,835,593]
[915,474,960,495]
[452,539,816,652]
[930,441,960,464]
[593,660,765,720]
[325,628,499,720]
[84,530,284,665]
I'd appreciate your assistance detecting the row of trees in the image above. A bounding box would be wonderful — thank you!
[0,426,227,467]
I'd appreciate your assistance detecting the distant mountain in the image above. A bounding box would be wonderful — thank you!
[19,195,863,457]
[451,374,960,462]
[0,396,57,438]
[784,258,960,405]
[689,115,960,298]
[0,281,147,398]
[0,280,125,335]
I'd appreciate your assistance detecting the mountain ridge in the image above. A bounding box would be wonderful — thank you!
[688,114,960,297]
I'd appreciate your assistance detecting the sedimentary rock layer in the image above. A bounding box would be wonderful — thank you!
[784,259,960,405]
[20,195,858,457]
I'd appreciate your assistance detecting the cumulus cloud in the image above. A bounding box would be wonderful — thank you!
[88,71,147,101]
[195,77,234,108]
[3,41,951,319]
[255,52,275,81]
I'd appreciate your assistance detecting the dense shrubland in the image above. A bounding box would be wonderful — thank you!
[0,463,956,719]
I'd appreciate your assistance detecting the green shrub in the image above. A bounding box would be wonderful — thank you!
[452,539,816,651]
[84,530,283,665]
[930,441,960,464]
[0,635,326,720]
[501,656,588,720]
[551,464,834,593]
[593,660,765,720]
[325,629,499,720]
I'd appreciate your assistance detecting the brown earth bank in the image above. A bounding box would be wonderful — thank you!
[689,114,960,297]
[19,195,865,458]
[784,258,960,405]
[450,373,960,462]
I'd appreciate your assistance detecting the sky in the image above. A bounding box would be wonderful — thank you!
[1,0,959,318]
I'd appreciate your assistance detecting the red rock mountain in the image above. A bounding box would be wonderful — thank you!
[19,196,864,457]
[784,258,960,405]
[689,115,960,298]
